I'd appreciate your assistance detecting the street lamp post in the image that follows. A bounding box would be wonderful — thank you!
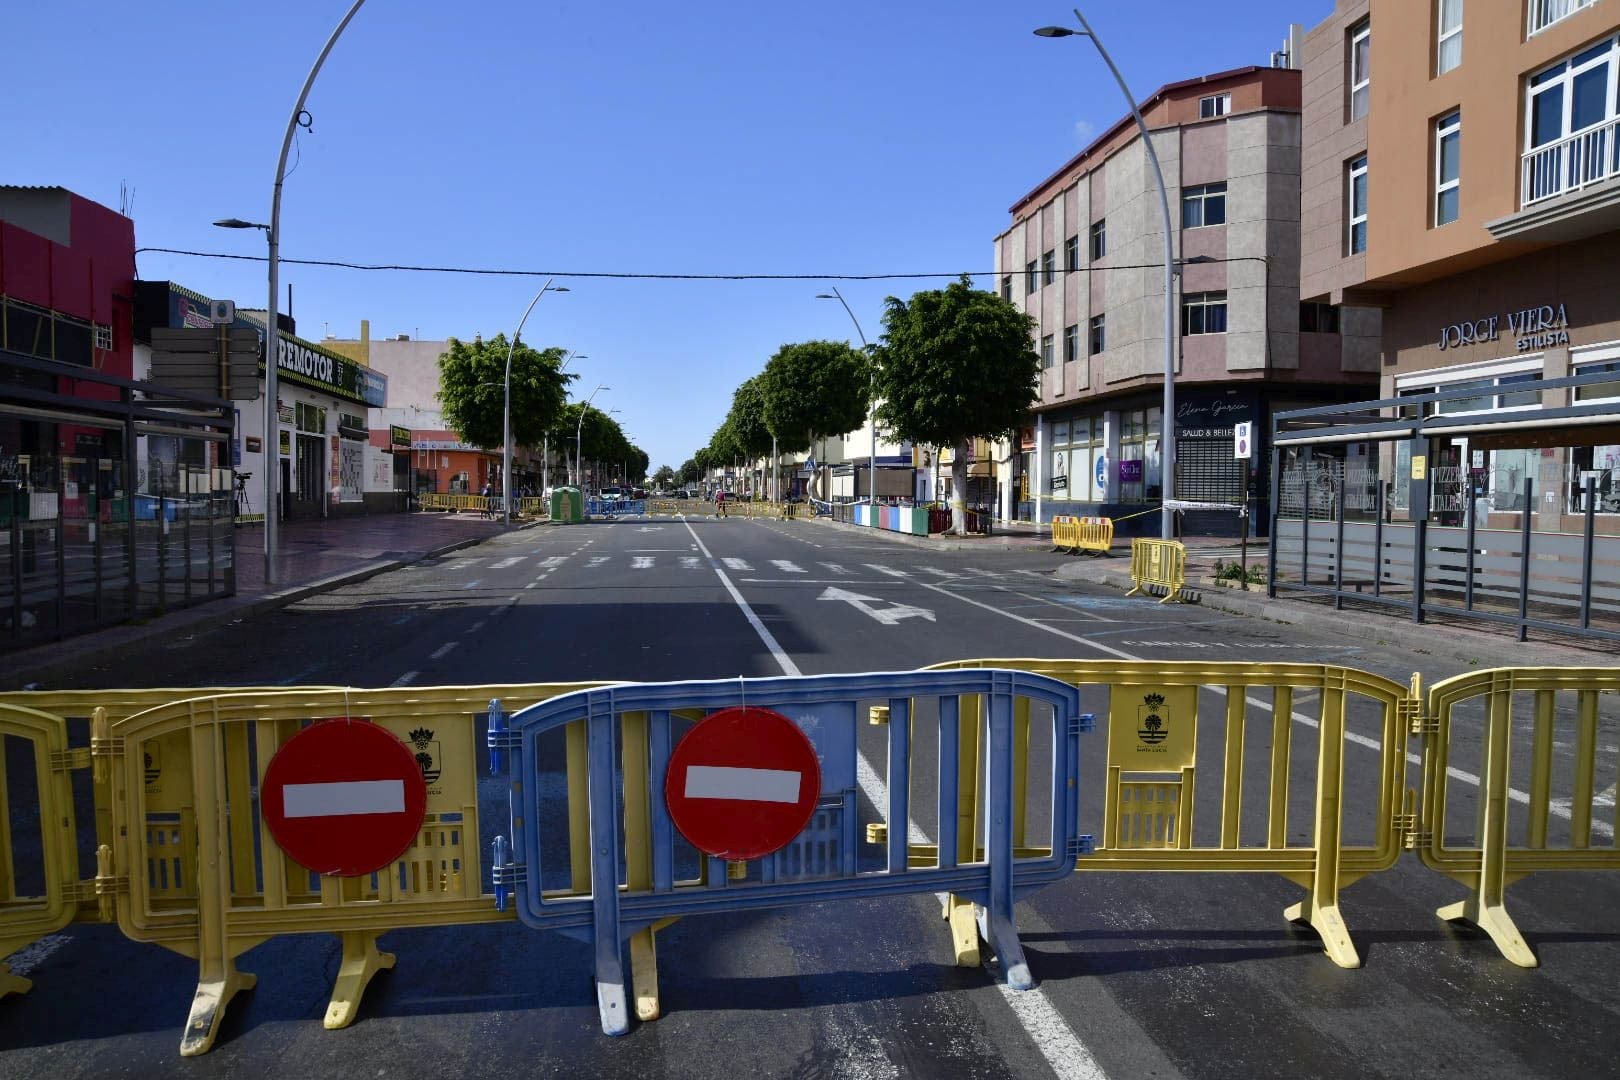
[1038,10,1177,540]
[501,279,569,525]
[815,288,875,509]
[576,385,609,489]
[544,351,585,497]
[214,0,368,587]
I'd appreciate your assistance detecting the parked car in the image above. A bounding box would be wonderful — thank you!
[632,487,648,500]
[599,486,625,502]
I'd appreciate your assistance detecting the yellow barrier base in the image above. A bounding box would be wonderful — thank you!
[0,962,30,999]
[1436,895,1537,968]
[324,931,395,1029]
[179,964,257,1057]
[944,895,980,967]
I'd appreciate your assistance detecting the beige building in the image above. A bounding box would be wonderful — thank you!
[994,58,1379,534]
[1298,0,1620,534]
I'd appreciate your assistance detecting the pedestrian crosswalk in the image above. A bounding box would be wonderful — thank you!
[435,552,1049,581]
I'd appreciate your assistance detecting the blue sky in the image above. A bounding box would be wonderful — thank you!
[10,0,1330,472]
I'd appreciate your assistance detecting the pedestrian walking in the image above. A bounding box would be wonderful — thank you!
[480,481,494,520]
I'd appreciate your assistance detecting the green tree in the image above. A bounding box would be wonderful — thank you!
[678,457,699,484]
[558,402,627,485]
[873,275,1038,534]
[436,335,572,451]
[760,339,869,502]
[653,465,676,488]
[724,376,772,458]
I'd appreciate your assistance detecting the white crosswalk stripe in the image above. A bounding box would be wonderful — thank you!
[681,557,702,570]
[916,567,953,577]
[771,560,805,573]
[589,556,610,567]
[865,564,908,577]
[489,556,524,569]
[964,567,1003,578]
[722,558,752,571]
[540,556,569,568]
[632,556,655,569]
[819,562,853,575]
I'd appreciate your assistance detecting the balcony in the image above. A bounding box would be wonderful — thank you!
[1528,0,1599,37]
[1522,117,1619,206]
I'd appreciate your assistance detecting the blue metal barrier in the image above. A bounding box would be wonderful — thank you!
[489,668,1092,1035]
[586,498,647,517]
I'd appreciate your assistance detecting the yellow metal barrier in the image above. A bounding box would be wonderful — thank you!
[924,658,1416,968]
[1052,516,1113,555]
[93,682,605,1055]
[0,704,86,999]
[1417,667,1620,968]
[1128,538,1188,602]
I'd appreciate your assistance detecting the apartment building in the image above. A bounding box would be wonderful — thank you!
[1299,0,1620,532]
[994,59,1379,534]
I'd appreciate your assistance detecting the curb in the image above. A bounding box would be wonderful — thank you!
[0,529,520,688]
[1051,558,1611,668]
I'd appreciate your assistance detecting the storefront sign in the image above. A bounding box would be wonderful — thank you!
[1175,394,1257,438]
[1437,303,1570,352]
[277,403,295,424]
[389,424,412,450]
[1119,460,1143,483]
[246,436,262,453]
[278,430,291,456]
[262,334,389,407]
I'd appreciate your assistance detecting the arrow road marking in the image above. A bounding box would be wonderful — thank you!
[818,586,936,625]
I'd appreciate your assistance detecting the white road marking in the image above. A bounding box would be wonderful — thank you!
[283,779,405,818]
[390,671,420,687]
[703,527,1102,1080]
[489,556,524,569]
[633,556,655,569]
[461,579,482,590]
[681,557,703,570]
[864,564,909,577]
[722,557,753,572]
[524,581,539,589]
[589,556,610,567]
[540,556,569,568]
[916,567,954,577]
[430,641,460,660]
[819,562,853,575]
[819,586,936,625]
[999,587,1115,624]
[682,522,799,677]
[771,560,806,573]
[3,934,70,976]
[465,620,487,635]
[683,765,803,803]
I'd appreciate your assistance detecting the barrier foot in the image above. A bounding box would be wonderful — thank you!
[0,962,31,999]
[1437,897,1538,968]
[944,894,981,967]
[596,973,630,1036]
[976,907,1033,991]
[630,927,660,1022]
[324,931,395,1030]
[178,966,257,1057]
[1283,899,1360,969]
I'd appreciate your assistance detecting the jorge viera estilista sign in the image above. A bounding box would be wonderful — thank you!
[1437,303,1571,352]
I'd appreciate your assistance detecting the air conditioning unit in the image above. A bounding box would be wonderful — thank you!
[209,299,237,325]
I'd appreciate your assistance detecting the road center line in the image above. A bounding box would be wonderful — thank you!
[682,521,800,676]
[430,641,459,660]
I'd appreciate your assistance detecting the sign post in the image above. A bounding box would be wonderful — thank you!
[1234,422,1253,588]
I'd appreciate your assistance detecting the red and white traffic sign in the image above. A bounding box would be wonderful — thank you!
[664,706,821,861]
[260,718,428,877]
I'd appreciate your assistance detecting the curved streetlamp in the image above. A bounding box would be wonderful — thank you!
[501,280,569,524]
[575,385,610,489]
[544,351,586,495]
[816,288,876,508]
[1037,11,1177,540]
[216,0,369,586]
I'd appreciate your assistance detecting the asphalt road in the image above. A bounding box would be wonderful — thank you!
[3,512,1617,1079]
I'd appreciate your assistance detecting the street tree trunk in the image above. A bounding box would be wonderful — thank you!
[951,437,970,536]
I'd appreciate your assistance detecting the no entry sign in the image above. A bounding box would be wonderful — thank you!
[665,706,821,861]
[260,719,428,876]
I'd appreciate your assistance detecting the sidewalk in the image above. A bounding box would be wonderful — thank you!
[0,512,518,687]
[811,516,1614,668]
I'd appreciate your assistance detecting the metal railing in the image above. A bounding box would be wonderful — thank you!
[1528,0,1598,37]
[1522,116,1620,206]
